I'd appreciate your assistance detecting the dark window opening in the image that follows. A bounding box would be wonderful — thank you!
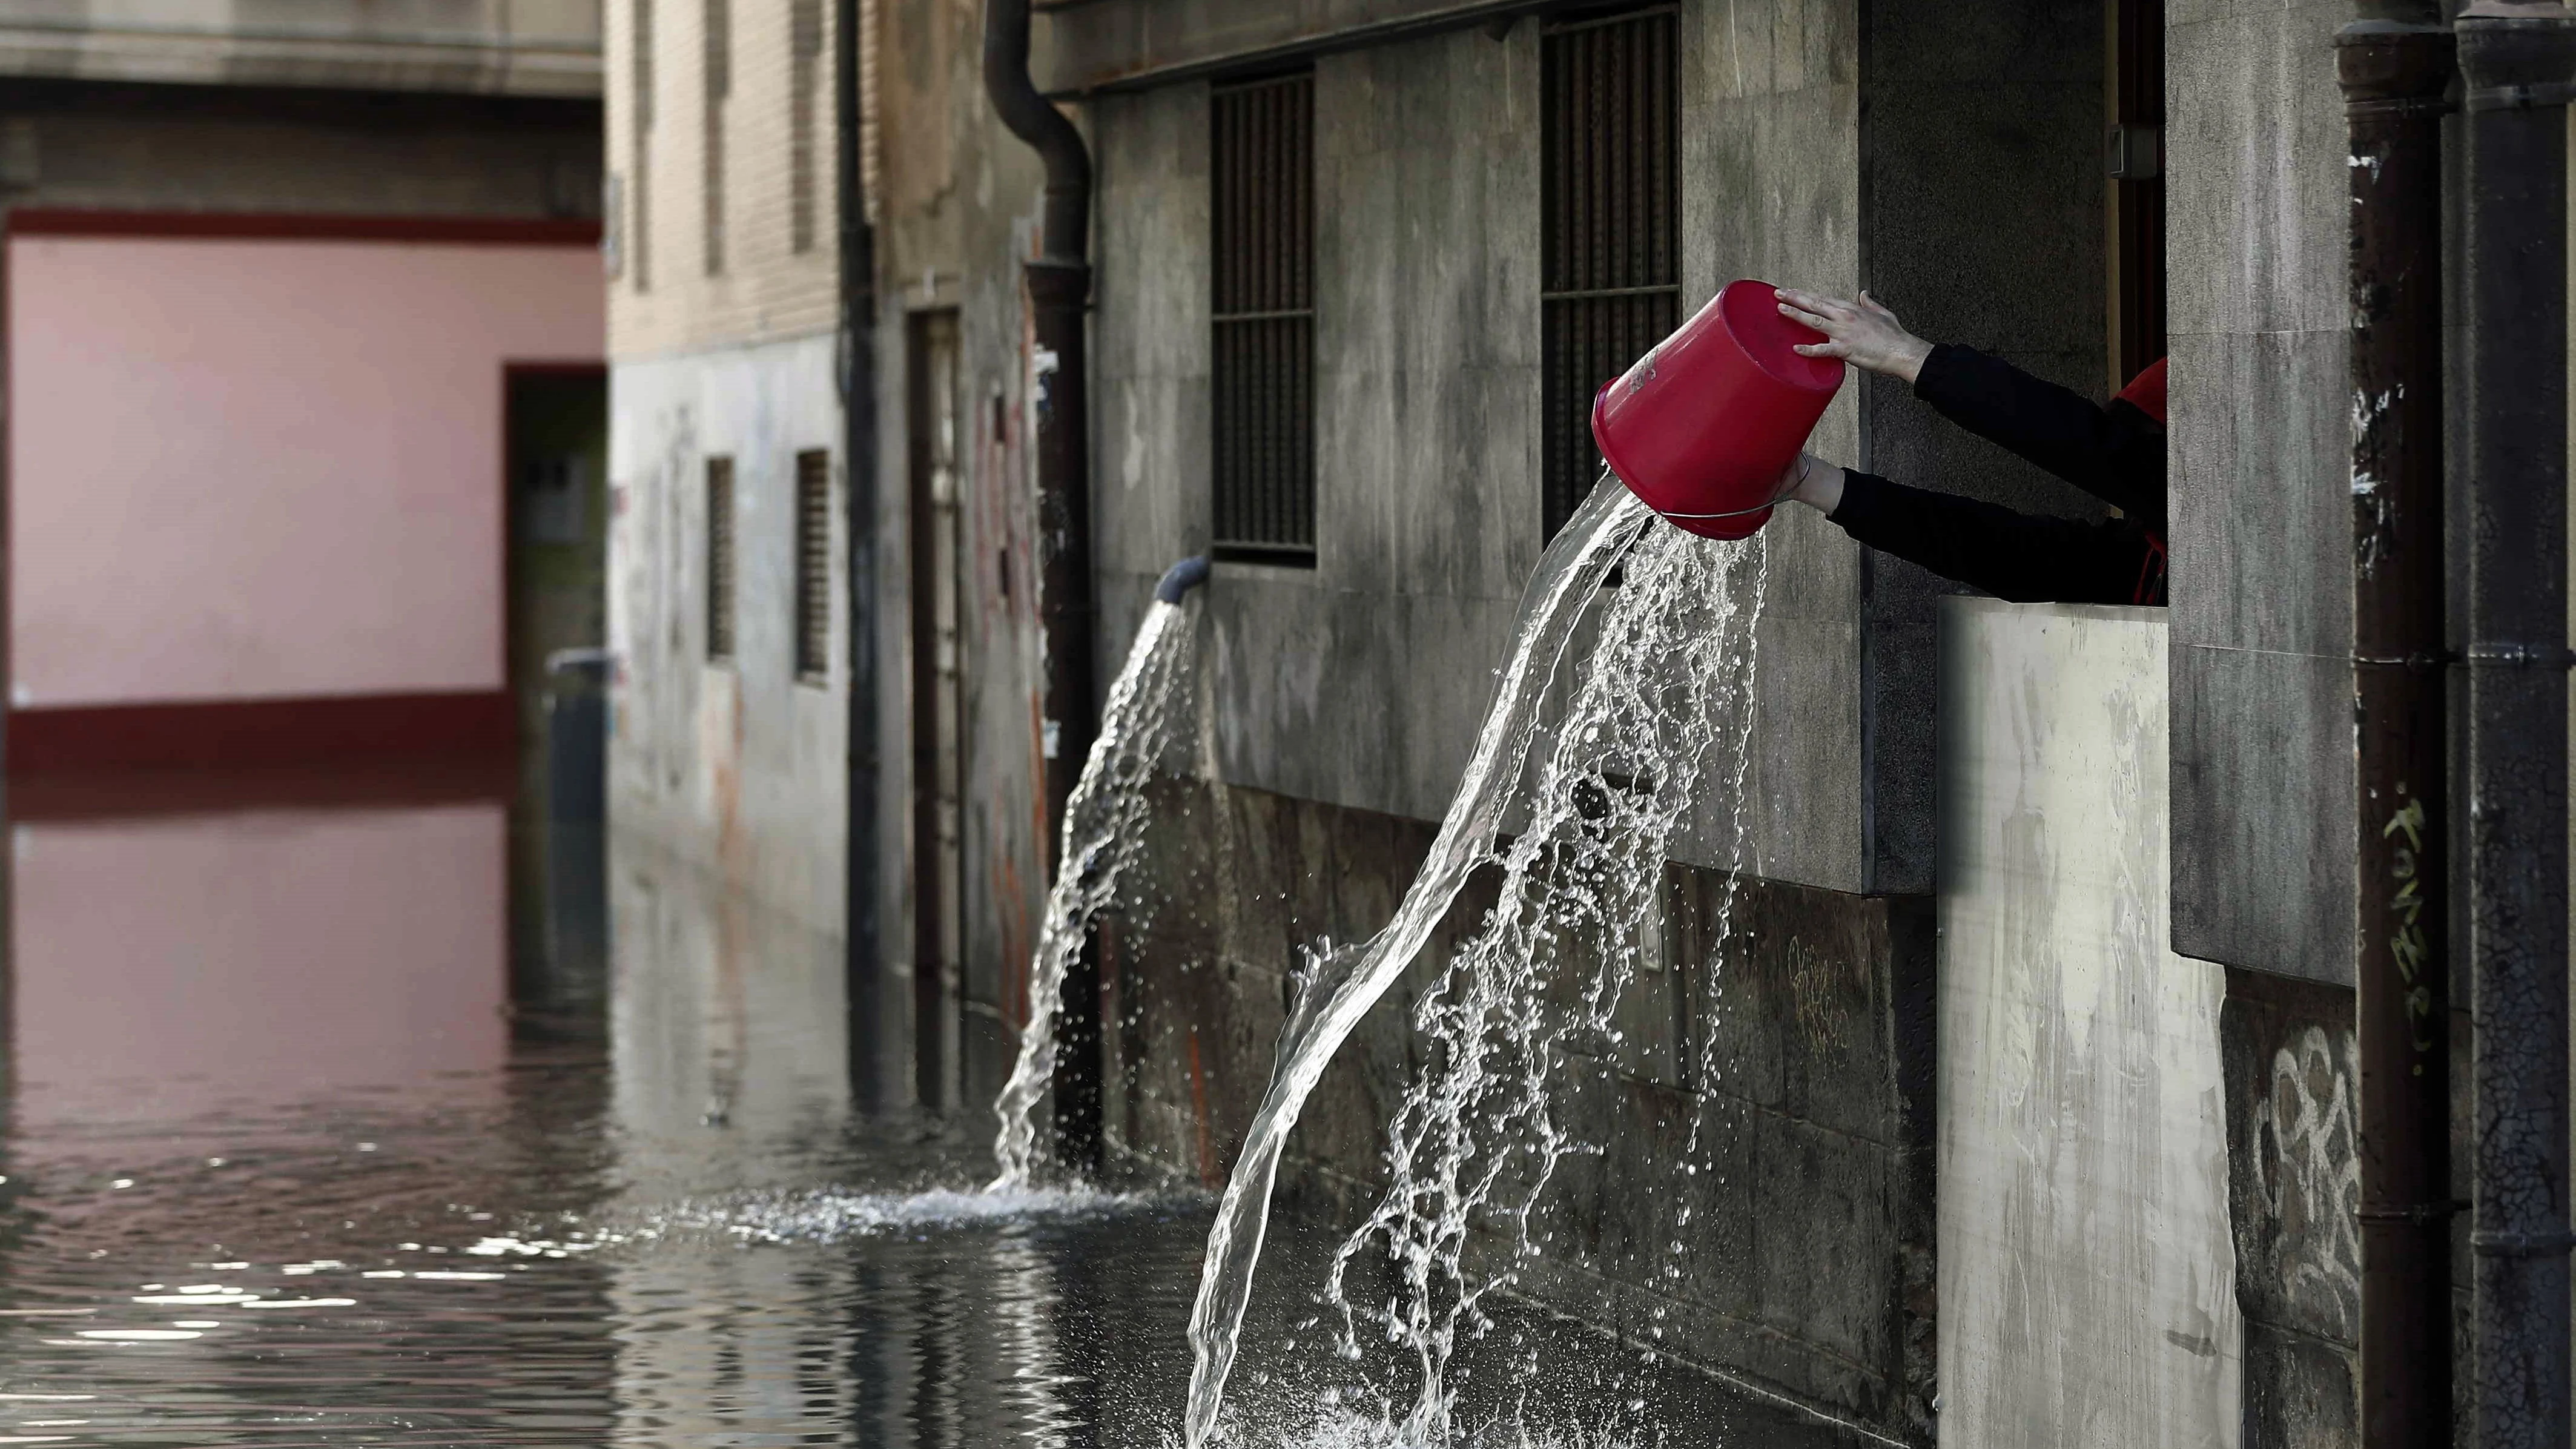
[1210,70,1317,565]
[794,449,833,682]
[702,0,730,277]
[790,0,824,254]
[706,456,735,662]
[2107,0,2167,392]
[632,0,655,291]
[1541,4,1680,541]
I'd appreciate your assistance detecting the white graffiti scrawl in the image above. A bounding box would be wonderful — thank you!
[2253,1025,2363,1339]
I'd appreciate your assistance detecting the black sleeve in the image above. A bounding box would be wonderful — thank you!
[1828,470,2164,607]
[1912,344,2165,532]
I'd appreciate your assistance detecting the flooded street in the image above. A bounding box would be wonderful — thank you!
[0,768,1853,1448]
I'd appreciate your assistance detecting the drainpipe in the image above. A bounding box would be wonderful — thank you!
[2339,11,2454,1447]
[2459,5,2576,1446]
[984,0,1102,1164]
[839,0,887,1107]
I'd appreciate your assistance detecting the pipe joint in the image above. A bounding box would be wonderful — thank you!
[1155,555,1213,604]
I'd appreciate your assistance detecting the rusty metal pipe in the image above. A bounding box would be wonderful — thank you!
[2338,16,2454,1447]
[2459,5,2576,1445]
[984,0,1103,1166]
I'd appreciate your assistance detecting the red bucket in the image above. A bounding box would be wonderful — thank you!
[1591,279,1846,540]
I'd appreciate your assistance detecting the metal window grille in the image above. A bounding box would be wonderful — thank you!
[1211,71,1316,564]
[631,0,654,291]
[706,456,735,662]
[794,449,833,682]
[1541,5,1680,540]
[702,0,730,277]
[790,0,824,254]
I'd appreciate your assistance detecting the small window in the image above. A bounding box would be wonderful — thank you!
[1210,71,1316,564]
[794,449,833,682]
[702,0,730,277]
[706,456,736,663]
[1541,5,1680,540]
[790,0,825,254]
[631,0,655,291]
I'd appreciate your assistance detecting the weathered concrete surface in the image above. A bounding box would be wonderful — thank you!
[1937,599,2242,1448]
[1091,7,1898,896]
[1098,773,1938,1441]
[2165,0,2354,983]
[607,335,850,934]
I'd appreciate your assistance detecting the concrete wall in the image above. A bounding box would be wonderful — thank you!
[607,334,848,931]
[2164,0,2354,983]
[8,234,603,709]
[1095,773,1940,1440]
[1936,599,2241,1448]
[1085,0,2105,897]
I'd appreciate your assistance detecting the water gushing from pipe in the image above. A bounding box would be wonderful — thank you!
[991,596,1202,1190]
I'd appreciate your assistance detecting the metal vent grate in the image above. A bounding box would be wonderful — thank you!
[1211,70,1317,564]
[706,456,735,662]
[1541,4,1680,540]
[794,449,833,682]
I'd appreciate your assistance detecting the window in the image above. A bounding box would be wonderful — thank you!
[702,0,730,277]
[790,0,825,254]
[631,0,655,291]
[706,457,735,662]
[794,449,833,682]
[1210,71,1316,564]
[1541,5,1680,540]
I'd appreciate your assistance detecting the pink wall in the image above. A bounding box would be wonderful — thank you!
[12,802,510,1122]
[7,235,604,708]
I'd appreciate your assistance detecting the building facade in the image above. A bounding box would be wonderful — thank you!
[605,0,2472,1443]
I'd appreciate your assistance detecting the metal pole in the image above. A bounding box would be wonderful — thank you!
[2460,5,2576,1445]
[2340,12,2455,1446]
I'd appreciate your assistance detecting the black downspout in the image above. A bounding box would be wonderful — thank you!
[983,0,1103,1167]
[2339,12,2454,1448]
[2459,5,2576,1447]
[839,0,886,1112]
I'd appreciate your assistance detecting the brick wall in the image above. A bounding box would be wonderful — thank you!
[607,0,845,360]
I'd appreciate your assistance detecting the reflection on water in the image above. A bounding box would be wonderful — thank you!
[0,767,1851,1447]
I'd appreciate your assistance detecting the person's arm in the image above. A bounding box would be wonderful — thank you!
[1772,289,2164,530]
[1781,457,2163,607]
[1912,345,2164,530]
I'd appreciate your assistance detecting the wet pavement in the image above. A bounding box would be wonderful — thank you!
[0,765,1863,1448]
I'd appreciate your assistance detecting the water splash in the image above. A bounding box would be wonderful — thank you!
[1318,510,1767,1439]
[992,597,1203,1189]
[1184,476,1709,1445]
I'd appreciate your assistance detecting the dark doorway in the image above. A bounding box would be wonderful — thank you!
[504,365,610,1031]
[2108,0,2167,391]
[907,312,966,1112]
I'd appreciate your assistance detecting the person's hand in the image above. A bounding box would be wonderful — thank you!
[1774,288,1934,385]
[1773,452,1846,517]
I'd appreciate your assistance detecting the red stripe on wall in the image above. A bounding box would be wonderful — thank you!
[5,210,603,247]
[7,691,516,776]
